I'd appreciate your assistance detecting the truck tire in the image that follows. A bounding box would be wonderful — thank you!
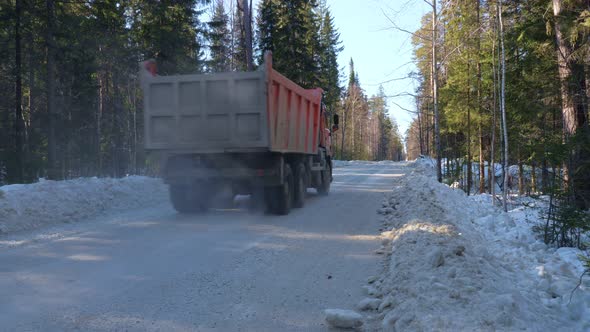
[293,163,306,208]
[265,164,293,215]
[169,183,210,213]
[169,185,199,213]
[317,164,331,195]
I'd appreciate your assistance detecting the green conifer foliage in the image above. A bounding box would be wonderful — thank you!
[207,0,231,72]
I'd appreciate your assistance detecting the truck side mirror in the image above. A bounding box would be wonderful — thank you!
[333,114,339,125]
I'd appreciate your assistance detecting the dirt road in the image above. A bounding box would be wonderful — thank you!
[0,162,406,331]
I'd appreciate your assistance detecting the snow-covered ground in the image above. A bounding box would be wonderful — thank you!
[3,161,589,331]
[333,159,399,168]
[0,176,167,234]
[361,158,590,331]
[0,161,396,331]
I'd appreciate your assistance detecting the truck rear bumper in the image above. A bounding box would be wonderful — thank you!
[164,167,281,186]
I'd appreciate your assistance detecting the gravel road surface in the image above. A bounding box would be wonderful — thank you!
[0,162,406,331]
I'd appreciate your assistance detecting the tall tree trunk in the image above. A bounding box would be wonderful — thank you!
[240,0,253,70]
[97,68,105,175]
[552,0,589,208]
[490,32,498,202]
[467,62,472,195]
[425,107,430,155]
[479,127,485,193]
[340,108,347,159]
[477,0,485,194]
[14,0,24,183]
[416,99,424,155]
[518,149,524,195]
[498,0,509,212]
[46,0,58,180]
[585,64,590,129]
[541,113,549,192]
[531,161,537,193]
[26,23,36,171]
[431,0,442,182]
[131,79,138,174]
[351,98,355,158]
[552,0,576,188]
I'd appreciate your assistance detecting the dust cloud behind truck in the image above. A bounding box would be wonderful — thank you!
[140,52,338,215]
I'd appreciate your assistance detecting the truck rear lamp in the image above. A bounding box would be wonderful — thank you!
[256,169,265,176]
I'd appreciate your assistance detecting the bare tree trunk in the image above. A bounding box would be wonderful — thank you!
[446,148,450,175]
[552,0,581,201]
[132,80,138,174]
[518,153,524,196]
[351,98,355,158]
[26,29,35,170]
[431,0,442,182]
[14,0,24,182]
[229,0,236,71]
[477,0,485,194]
[340,108,347,159]
[479,127,485,193]
[585,64,590,129]
[240,0,253,70]
[467,62,472,195]
[46,0,58,180]
[531,160,537,194]
[418,113,424,156]
[490,42,497,202]
[97,67,105,175]
[425,107,430,155]
[541,113,549,192]
[499,0,509,212]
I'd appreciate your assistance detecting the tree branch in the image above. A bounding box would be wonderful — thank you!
[367,75,414,86]
[381,8,432,42]
[386,92,431,99]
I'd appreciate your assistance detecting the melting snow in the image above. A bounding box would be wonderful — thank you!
[364,158,590,331]
[0,176,167,234]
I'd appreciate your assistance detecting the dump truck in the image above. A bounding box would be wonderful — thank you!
[140,52,338,215]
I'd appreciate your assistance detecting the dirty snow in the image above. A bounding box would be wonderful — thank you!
[324,309,363,329]
[363,158,590,331]
[0,176,167,234]
[333,160,398,168]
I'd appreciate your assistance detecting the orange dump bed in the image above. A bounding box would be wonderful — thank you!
[142,52,323,155]
[265,53,323,155]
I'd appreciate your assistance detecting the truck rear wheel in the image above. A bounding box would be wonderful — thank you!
[169,183,209,213]
[265,164,293,215]
[293,163,306,208]
[317,164,331,195]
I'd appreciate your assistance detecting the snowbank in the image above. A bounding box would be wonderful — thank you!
[333,160,398,168]
[365,160,590,331]
[0,176,167,234]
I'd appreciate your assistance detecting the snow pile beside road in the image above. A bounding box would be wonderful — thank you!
[0,176,167,234]
[333,160,399,168]
[412,155,437,169]
[367,162,590,331]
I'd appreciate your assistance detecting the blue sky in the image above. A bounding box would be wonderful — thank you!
[327,0,430,137]
[242,0,430,137]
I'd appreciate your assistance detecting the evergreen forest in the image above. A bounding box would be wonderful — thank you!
[404,1,589,211]
[401,0,590,251]
[0,0,404,185]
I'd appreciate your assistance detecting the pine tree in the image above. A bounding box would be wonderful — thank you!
[255,0,279,65]
[207,0,231,72]
[256,0,320,88]
[318,9,343,114]
[131,0,205,75]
